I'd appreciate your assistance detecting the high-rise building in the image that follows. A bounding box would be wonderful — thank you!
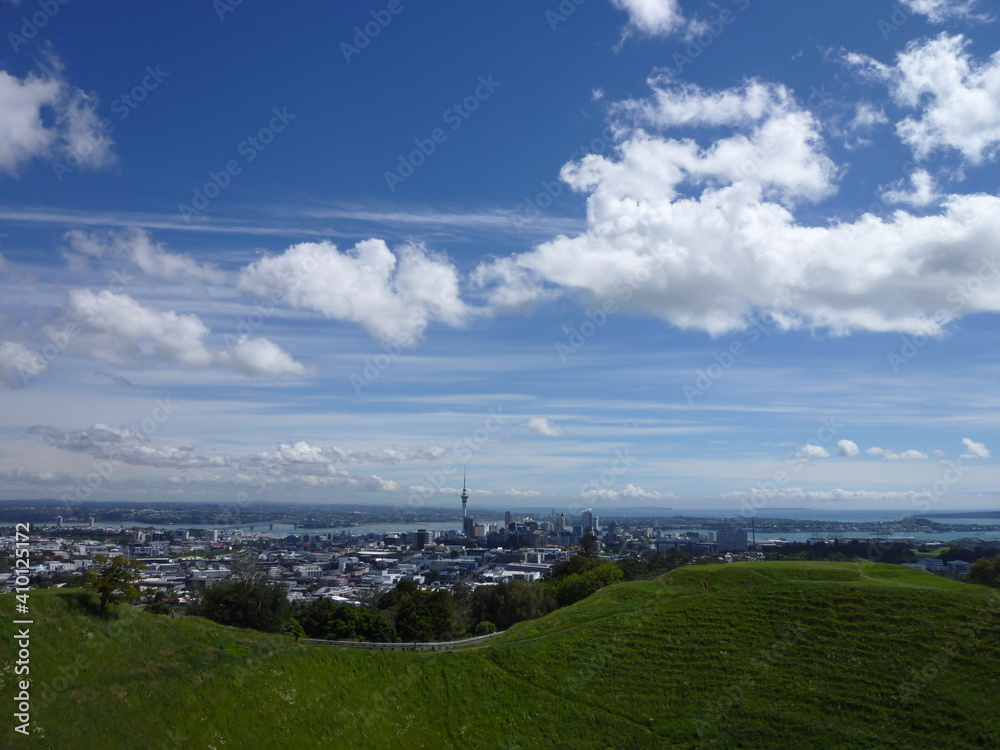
[717,531,748,552]
[55,516,63,528]
[416,528,430,549]
[504,511,514,527]
[581,509,593,532]
[463,515,475,538]
[88,517,95,528]
[555,514,566,533]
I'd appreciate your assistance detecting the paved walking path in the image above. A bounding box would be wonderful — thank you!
[302,629,505,651]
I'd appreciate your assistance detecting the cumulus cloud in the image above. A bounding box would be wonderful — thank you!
[899,0,983,22]
[524,416,565,437]
[251,440,446,469]
[475,75,1000,337]
[60,289,310,377]
[799,444,831,459]
[849,34,1000,164]
[28,423,231,470]
[65,228,226,285]
[0,341,46,387]
[0,60,115,176]
[867,446,929,460]
[237,239,471,345]
[880,169,939,207]
[504,488,544,497]
[223,336,315,378]
[961,437,990,458]
[609,0,685,37]
[849,102,889,132]
[581,484,676,502]
[837,439,860,458]
[65,288,214,368]
[30,426,438,484]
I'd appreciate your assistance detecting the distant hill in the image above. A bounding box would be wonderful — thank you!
[3,562,999,748]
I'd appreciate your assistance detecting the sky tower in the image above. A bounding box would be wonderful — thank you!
[461,469,469,517]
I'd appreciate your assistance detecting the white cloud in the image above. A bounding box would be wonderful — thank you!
[837,439,860,458]
[961,437,990,458]
[61,289,311,377]
[850,34,1000,164]
[476,75,1000,337]
[524,416,565,437]
[849,102,889,131]
[880,169,939,207]
[609,0,685,37]
[0,341,46,387]
[615,77,796,129]
[505,488,544,497]
[581,484,676,502]
[65,228,226,285]
[867,446,929,460]
[799,444,831,459]
[30,426,441,480]
[224,336,315,378]
[238,239,471,345]
[65,289,215,368]
[252,440,446,468]
[899,0,982,23]
[0,60,115,176]
[28,424,231,470]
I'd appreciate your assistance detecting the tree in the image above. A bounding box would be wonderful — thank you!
[580,530,597,557]
[190,555,290,633]
[292,598,399,642]
[82,555,146,613]
[967,555,1000,589]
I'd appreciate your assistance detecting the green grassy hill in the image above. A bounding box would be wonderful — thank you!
[3,562,999,749]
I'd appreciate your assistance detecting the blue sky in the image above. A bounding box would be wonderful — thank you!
[1,0,999,517]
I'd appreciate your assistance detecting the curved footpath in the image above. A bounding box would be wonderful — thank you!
[302,629,506,651]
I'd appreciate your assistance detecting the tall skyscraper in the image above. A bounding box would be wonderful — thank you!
[582,509,593,532]
[461,469,469,518]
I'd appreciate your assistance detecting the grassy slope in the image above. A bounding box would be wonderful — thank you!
[2,562,999,749]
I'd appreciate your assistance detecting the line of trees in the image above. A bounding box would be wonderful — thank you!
[180,548,694,642]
